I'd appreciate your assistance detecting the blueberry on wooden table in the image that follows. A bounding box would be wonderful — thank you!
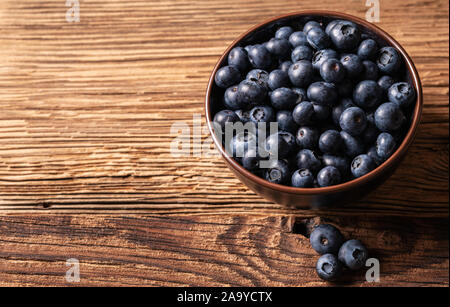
[246,69,270,90]
[312,49,338,71]
[265,38,291,59]
[307,27,331,50]
[322,154,350,177]
[291,45,314,62]
[316,253,343,281]
[247,44,272,70]
[276,110,298,134]
[303,20,322,34]
[340,131,365,158]
[249,105,275,124]
[213,110,239,132]
[237,79,267,106]
[338,239,369,270]
[310,224,344,254]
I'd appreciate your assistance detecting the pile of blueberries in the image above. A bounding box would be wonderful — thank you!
[213,18,416,187]
[310,224,368,281]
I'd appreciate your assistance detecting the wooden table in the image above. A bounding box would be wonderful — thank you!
[0,0,448,287]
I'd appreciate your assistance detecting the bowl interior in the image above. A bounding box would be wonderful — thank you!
[206,11,422,195]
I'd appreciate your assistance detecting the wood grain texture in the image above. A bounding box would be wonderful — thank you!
[0,0,448,287]
[0,0,448,216]
[0,214,448,287]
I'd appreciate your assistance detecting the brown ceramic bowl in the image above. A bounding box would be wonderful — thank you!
[205,11,422,209]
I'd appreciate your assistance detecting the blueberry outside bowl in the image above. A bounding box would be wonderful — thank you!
[205,11,423,209]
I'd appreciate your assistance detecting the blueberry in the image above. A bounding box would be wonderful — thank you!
[312,102,331,121]
[378,75,396,91]
[223,85,242,110]
[377,46,402,75]
[332,98,356,125]
[339,106,367,136]
[213,110,239,132]
[264,160,290,184]
[319,130,342,154]
[291,168,314,187]
[291,45,314,62]
[351,154,375,178]
[276,110,298,134]
[340,54,363,79]
[247,45,272,70]
[292,87,307,103]
[268,69,290,90]
[215,65,241,88]
[320,58,346,83]
[246,69,269,90]
[317,166,341,187]
[235,109,251,123]
[242,147,261,171]
[322,154,350,177]
[296,149,322,173]
[265,38,291,59]
[289,31,308,47]
[288,60,314,88]
[229,131,258,157]
[338,239,369,270]
[270,87,299,110]
[376,132,396,159]
[357,39,378,60]
[316,254,343,281]
[275,26,294,40]
[374,102,406,131]
[265,131,296,159]
[329,21,361,51]
[292,101,314,125]
[353,80,383,110]
[279,60,293,73]
[228,47,250,72]
[303,20,322,33]
[307,27,331,50]
[387,82,416,108]
[310,224,344,254]
[307,82,338,106]
[249,105,275,124]
[296,126,319,149]
[237,79,267,107]
[312,49,339,71]
[361,60,379,81]
[325,20,340,35]
[340,131,365,157]
[367,145,385,166]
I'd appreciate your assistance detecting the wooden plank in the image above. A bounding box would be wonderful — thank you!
[0,214,447,287]
[0,0,448,216]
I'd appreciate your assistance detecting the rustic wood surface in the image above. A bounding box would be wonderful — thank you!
[0,0,448,286]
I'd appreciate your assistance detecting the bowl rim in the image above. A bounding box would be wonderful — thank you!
[205,10,423,195]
